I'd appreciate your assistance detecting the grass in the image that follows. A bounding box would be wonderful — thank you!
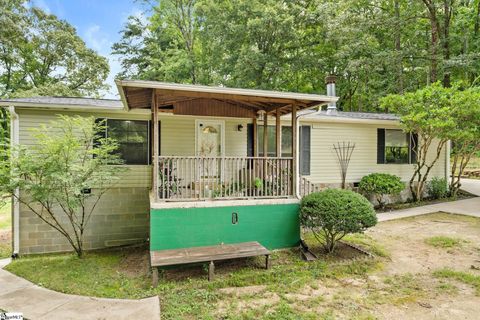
[0,197,11,230]
[5,243,384,319]
[424,236,466,248]
[0,196,11,259]
[433,268,480,295]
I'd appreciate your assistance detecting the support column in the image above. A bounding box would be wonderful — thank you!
[291,104,297,197]
[152,92,159,202]
[263,112,268,191]
[263,112,268,157]
[276,109,281,157]
[253,117,258,157]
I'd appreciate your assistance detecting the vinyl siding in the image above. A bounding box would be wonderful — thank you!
[159,115,248,157]
[302,121,446,184]
[16,109,152,188]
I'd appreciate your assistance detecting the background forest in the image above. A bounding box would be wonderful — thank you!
[1,0,480,117]
[113,0,480,112]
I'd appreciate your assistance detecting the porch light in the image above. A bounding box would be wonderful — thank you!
[237,124,244,132]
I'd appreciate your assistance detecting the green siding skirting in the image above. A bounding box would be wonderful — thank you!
[150,203,300,251]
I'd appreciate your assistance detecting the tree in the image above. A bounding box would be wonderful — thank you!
[0,116,125,257]
[449,87,480,196]
[0,0,109,98]
[300,189,377,253]
[381,83,457,201]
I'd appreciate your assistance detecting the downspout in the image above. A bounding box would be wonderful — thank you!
[9,106,20,258]
[295,109,316,199]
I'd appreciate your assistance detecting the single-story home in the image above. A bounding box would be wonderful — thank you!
[0,79,450,257]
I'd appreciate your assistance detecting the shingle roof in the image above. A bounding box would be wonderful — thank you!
[303,110,399,121]
[0,97,123,109]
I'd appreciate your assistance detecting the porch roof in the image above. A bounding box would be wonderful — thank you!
[116,80,338,117]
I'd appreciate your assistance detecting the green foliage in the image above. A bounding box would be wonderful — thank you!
[0,116,126,257]
[115,1,480,112]
[424,236,465,249]
[433,269,480,295]
[381,83,457,201]
[0,1,109,98]
[300,189,377,253]
[427,177,449,200]
[358,173,404,209]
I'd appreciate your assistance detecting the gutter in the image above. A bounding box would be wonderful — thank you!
[295,109,318,199]
[8,106,20,257]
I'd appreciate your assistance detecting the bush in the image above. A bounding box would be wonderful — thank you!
[427,177,448,199]
[300,189,377,253]
[358,173,404,209]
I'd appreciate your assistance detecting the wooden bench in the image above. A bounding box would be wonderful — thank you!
[150,241,270,285]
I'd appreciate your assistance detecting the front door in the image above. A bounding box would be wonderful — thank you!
[196,120,224,180]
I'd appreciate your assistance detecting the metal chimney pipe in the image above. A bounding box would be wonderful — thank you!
[325,75,337,114]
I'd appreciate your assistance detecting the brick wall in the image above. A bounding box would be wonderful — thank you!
[18,187,150,254]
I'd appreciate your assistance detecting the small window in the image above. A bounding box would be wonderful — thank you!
[257,125,293,157]
[377,128,417,164]
[99,119,150,165]
[385,129,409,164]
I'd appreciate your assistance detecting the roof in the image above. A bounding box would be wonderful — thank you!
[0,97,123,109]
[116,80,337,115]
[305,111,399,121]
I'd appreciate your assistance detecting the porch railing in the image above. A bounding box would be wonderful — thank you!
[157,156,293,201]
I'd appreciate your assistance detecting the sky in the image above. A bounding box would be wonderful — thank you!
[31,0,147,99]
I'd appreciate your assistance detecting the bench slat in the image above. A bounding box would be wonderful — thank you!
[150,241,270,267]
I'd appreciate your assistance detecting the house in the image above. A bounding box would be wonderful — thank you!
[0,79,450,257]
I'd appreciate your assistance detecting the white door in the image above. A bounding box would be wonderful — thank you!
[196,120,224,178]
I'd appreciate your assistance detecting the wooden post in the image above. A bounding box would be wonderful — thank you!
[265,255,270,269]
[208,261,215,281]
[276,109,281,157]
[253,117,258,157]
[263,112,268,157]
[263,112,268,193]
[152,91,159,202]
[151,267,159,287]
[291,104,297,197]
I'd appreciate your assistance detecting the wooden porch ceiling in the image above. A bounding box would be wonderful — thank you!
[117,80,337,117]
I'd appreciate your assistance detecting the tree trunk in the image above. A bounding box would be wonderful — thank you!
[442,0,453,87]
[422,0,441,83]
[394,0,404,93]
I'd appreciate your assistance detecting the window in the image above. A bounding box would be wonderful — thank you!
[256,125,292,157]
[377,128,417,164]
[98,119,150,165]
[299,126,311,175]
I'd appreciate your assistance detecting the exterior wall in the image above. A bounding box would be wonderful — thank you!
[159,115,249,157]
[150,203,300,251]
[16,109,151,254]
[19,188,150,254]
[302,121,447,185]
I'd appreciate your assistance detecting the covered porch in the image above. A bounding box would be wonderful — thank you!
[116,80,336,203]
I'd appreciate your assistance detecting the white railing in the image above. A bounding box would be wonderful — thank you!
[157,156,293,201]
[299,176,322,197]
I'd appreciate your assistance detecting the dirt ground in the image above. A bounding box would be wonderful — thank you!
[215,212,480,319]
[366,212,480,320]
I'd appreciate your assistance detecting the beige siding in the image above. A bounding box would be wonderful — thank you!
[303,121,447,184]
[159,115,248,157]
[17,109,152,188]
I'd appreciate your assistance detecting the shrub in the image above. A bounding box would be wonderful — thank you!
[300,189,377,253]
[427,177,449,199]
[358,173,404,209]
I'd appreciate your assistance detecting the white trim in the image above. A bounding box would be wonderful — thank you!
[446,140,451,183]
[116,80,338,103]
[9,106,20,256]
[150,198,299,209]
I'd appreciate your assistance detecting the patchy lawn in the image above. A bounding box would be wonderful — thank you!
[0,197,11,259]
[5,212,480,319]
